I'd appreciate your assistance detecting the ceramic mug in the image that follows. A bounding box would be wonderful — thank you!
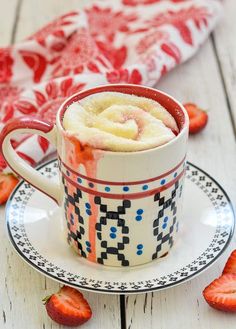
[0,84,189,267]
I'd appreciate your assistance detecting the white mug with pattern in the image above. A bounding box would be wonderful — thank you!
[0,84,189,267]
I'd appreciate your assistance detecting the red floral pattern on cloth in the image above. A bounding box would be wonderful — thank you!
[123,0,187,5]
[145,6,212,46]
[0,86,22,123]
[85,5,137,42]
[96,41,127,70]
[51,28,105,77]
[0,49,14,83]
[28,12,79,50]
[20,50,48,83]
[106,69,142,84]
[35,79,86,122]
[0,0,222,174]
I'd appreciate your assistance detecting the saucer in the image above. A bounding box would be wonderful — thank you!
[6,159,235,294]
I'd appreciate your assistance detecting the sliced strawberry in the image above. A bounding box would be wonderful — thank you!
[223,250,236,275]
[0,173,19,205]
[184,103,208,134]
[44,285,92,326]
[203,274,236,312]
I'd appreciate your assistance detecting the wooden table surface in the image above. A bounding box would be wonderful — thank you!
[1,1,236,328]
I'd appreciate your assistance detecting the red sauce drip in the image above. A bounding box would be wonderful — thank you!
[65,134,101,263]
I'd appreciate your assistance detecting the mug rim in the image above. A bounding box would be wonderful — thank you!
[56,84,189,156]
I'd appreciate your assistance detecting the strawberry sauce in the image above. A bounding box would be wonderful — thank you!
[65,135,102,263]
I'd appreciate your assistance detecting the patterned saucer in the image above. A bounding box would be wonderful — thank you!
[6,159,235,294]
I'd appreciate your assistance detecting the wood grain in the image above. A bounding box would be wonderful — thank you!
[212,0,236,134]
[125,37,236,329]
[14,0,93,41]
[0,1,121,329]
[0,0,20,46]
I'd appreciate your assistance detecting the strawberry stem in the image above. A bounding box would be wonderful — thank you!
[42,295,52,304]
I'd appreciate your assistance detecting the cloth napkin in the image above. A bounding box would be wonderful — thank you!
[0,0,222,173]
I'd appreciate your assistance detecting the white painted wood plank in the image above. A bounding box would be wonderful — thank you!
[0,1,121,329]
[15,0,94,41]
[212,0,236,129]
[0,0,19,46]
[126,38,236,329]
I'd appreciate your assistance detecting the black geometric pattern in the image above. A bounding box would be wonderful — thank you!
[63,176,87,258]
[6,159,235,293]
[94,197,130,266]
[152,181,180,260]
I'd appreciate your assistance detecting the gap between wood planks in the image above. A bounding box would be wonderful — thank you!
[120,295,127,329]
[10,0,23,44]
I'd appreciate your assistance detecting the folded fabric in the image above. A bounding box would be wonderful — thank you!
[0,0,222,172]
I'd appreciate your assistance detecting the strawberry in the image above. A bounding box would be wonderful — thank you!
[223,250,236,275]
[184,103,208,134]
[203,274,236,312]
[0,173,19,205]
[44,286,92,326]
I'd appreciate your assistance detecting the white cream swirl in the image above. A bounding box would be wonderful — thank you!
[63,92,178,152]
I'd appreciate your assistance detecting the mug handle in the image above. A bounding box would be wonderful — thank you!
[0,117,61,204]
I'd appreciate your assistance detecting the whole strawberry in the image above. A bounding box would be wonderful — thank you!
[43,286,92,326]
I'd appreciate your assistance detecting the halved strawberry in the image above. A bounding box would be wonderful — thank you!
[223,250,236,275]
[44,285,92,326]
[203,274,236,312]
[184,103,208,134]
[0,173,19,205]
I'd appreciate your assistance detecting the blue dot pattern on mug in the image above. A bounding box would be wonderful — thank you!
[137,244,143,255]
[135,208,144,221]
[85,202,92,216]
[86,241,91,253]
[162,216,169,229]
[110,227,117,239]
[137,209,143,215]
[61,158,185,198]
[61,158,184,196]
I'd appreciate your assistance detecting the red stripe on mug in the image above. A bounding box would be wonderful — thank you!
[59,156,185,186]
[62,170,185,200]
